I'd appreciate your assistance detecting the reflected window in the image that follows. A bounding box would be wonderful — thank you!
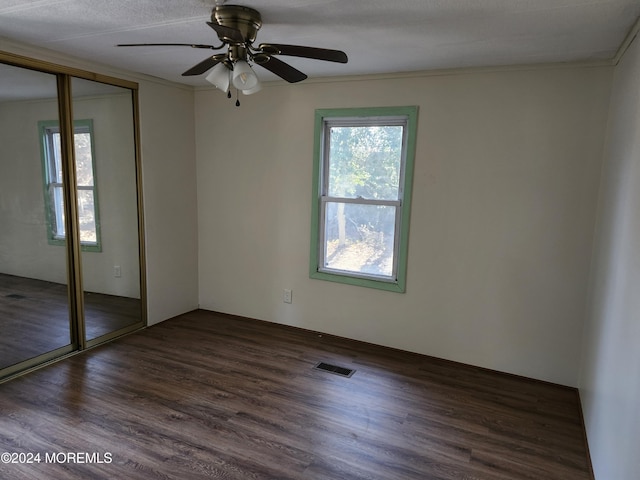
[39,119,101,252]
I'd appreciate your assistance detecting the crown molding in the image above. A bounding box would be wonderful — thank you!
[613,15,640,65]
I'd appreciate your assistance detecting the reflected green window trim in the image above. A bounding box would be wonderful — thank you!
[309,106,418,293]
[38,119,102,253]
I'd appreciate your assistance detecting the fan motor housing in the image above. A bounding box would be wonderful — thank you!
[212,5,262,44]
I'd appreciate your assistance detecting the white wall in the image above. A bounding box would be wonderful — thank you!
[579,33,640,479]
[195,65,612,386]
[0,39,200,325]
[75,93,140,298]
[137,80,199,325]
[0,94,65,283]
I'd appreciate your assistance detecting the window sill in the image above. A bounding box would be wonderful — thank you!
[310,269,405,293]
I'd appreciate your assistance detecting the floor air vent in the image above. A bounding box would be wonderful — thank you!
[314,362,355,378]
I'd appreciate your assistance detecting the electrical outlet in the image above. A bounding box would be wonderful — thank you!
[114,265,121,278]
[283,289,292,304]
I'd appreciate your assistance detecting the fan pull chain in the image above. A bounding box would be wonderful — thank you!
[227,90,232,99]
[235,89,240,107]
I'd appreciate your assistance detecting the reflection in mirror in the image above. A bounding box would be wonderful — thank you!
[70,77,143,341]
[0,63,74,371]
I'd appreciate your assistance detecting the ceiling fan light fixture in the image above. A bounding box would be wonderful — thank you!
[242,82,262,95]
[232,60,258,90]
[117,4,349,99]
[205,62,230,91]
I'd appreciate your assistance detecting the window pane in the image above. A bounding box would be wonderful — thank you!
[328,125,403,200]
[52,185,65,238]
[323,202,396,277]
[77,189,97,243]
[52,132,63,183]
[74,132,94,186]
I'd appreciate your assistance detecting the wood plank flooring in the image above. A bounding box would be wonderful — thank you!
[0,273,141,369]
[0,309,593,480]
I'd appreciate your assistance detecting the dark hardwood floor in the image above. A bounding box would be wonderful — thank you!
[0,273,141,369]
[0,309,593,479]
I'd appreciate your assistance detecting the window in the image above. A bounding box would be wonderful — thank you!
[310,106,418,292]
[39,119,101,252]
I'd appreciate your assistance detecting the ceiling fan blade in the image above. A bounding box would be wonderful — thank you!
[255,56,307,83]
[259,44,348,63]
[117,43,218,49]
[206,21,244,44]
[182,54,227,76]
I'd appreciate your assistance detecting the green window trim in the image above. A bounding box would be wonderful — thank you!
[39,119,102,253]
[310,106,418,292]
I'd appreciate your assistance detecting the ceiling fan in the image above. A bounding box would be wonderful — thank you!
[118,3,348,104]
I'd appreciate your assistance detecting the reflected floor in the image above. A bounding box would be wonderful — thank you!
[0,273,141,369]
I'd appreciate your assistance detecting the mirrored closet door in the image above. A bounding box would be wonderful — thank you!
[0,53,146,381]
[70,77,143,344]
[0,63,76,375]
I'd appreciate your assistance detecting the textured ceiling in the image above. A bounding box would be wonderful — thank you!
[1,0,640,87]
